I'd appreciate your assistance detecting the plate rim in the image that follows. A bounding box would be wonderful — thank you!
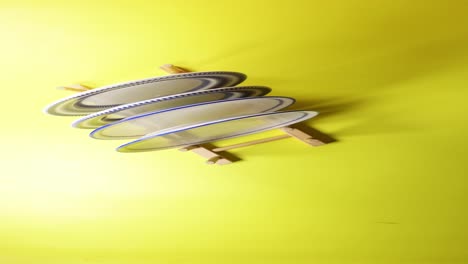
[117,110,318,152]
[72,86,272,128]
[90,96,296,139]
[44,71,247,115]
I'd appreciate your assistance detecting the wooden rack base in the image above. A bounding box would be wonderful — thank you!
[178,125,330,165]
[159,64,333,165]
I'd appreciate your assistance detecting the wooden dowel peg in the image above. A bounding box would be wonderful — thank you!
[280,126,326,146]
[160,64,189,74]
[57,84,93,92]
[305,138,326,146]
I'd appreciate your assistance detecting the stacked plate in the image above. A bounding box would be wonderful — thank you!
[44,71,318,152]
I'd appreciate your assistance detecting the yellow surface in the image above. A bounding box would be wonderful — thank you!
[1,1,468,263]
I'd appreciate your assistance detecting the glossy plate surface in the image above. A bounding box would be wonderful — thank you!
[44,71,246,116]
[91,97,295,140]
[72,86,271,129]
[117,111,318,152]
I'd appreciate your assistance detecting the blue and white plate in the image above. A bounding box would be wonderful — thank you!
[90,96,295,140]
[72,86,271,129]
[44,71,246,116]
[117,111,318,152]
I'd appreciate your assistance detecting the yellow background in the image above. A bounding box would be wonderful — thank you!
[1,1,468,263]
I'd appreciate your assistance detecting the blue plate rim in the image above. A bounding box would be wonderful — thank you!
[90,96,296,139]
[116,110,318,152]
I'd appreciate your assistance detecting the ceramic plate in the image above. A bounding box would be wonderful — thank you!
[72,86,271,129]
[44,71,246,116]
[117,111,318,152]
[90,96,295,140]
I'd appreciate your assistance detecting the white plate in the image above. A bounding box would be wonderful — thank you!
[90,97,295,140]
[72,86,271,129]
[44,71,246,116]
[117,111,318,152]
